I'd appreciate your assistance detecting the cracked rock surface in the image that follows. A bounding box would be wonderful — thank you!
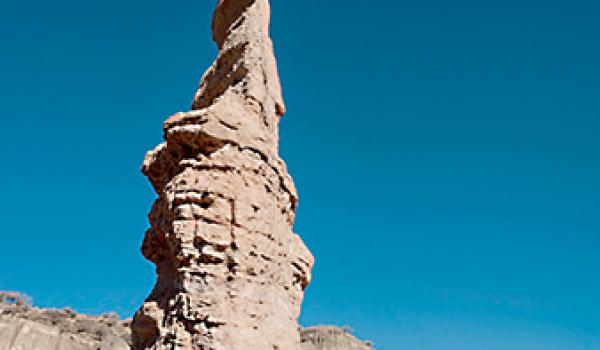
[131,0,313,349]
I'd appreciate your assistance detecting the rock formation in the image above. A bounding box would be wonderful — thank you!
[0,3,376,350]
[0,294,372,350]
[130,1,314,349]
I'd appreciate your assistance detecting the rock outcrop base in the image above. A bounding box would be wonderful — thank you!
[0,296,373,350]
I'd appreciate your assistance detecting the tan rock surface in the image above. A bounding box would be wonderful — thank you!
[131,1,313,349]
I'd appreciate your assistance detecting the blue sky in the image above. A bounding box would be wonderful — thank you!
[1,0,599,349]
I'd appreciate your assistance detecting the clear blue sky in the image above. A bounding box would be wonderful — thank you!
[1,1,599,349]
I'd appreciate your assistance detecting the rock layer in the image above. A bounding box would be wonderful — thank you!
[131,1,313,349]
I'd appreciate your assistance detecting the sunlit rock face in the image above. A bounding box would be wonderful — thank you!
[130,1,313,349]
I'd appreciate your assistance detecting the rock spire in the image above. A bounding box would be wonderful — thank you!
[131,1,314,349]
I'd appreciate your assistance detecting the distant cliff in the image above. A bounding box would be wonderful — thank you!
[0,293,130,350]
[301,326,373,350]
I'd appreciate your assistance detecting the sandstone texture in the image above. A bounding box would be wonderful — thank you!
[131,1,314,349]
[0,293,130,350]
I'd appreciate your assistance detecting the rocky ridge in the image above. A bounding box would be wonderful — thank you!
[0,293,130,350]
[301,327,373,350]
[0,294,373,350]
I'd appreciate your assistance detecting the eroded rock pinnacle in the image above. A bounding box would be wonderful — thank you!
[131,1,314,349]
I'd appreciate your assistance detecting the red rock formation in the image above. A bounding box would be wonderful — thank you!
[131,1,313,349]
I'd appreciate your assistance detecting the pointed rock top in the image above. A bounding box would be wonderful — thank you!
[192,0,285,118]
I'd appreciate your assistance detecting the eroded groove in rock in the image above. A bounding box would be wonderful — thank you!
[131,1,314,349]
